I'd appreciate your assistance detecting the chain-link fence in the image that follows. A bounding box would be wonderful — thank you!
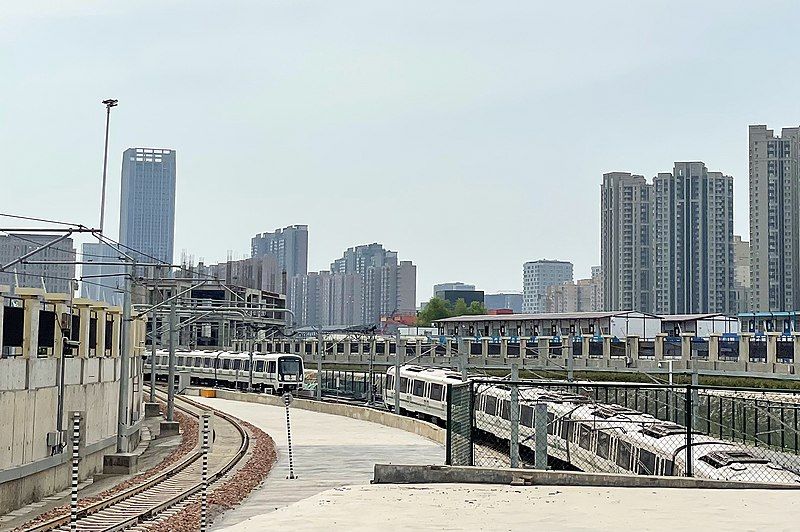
[447,379,800,485]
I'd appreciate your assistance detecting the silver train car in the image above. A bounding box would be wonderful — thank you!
[385,364,800,484]
[146,350,304,394]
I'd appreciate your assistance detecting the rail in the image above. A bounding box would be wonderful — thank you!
[21,388,250,532]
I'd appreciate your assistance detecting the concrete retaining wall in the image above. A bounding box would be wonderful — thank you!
[193,388,445,445]
[373,464,800,490]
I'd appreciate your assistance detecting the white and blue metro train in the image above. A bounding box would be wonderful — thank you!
[385,365,800,484]
[146,350,304,395]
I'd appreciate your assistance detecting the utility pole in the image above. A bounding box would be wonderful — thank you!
[167,297,177,421]
[98,99,118,234]
[316,328,323,401]
[395,330,401,414]
[116,260,133,453]
[149,269,158,403]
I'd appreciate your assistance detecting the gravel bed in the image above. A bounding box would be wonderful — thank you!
[145,421,277,532]
[15,403,198,531]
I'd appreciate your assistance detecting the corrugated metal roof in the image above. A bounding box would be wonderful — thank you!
[434,311,656,323]
[659,313,733,322]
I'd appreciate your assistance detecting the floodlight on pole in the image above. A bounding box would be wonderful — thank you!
[99,98,118,234]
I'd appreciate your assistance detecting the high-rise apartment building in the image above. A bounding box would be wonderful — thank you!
[522,260,573,313]
[652,162,735,314]
[545,269,603,314]
[119,148,176,264]
[80,242,123,305]
[749,125,800,311]
[289,243,415,327]
[601,172,653,312]
[0,234,76,294]
[733,235,751,313]
[251,225,308,294]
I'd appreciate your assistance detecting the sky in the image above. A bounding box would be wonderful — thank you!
[2,1,800,302]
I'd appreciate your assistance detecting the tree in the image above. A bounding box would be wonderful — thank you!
[453,298,469,317]
[467,301,487,315]
[417,297,452,326]
[416,296,487,326]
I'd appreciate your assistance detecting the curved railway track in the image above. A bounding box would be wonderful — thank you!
[23,391,250,532]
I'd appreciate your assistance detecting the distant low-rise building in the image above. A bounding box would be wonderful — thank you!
[484,293,523,313]
[0,233,76,294]
[434,289,484,307]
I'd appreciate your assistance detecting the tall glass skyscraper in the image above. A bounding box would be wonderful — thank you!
[119,148,176,264]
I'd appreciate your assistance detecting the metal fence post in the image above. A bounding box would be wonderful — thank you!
[510,364,520,468]
[70,411,81,531]
[201,412,209,532]
[445,383,452,465]
[469,380,475,467]
[685,384,693,477]
[534,403,548,470]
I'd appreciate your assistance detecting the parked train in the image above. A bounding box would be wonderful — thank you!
[146,350,304,394]
[385,365,800,484]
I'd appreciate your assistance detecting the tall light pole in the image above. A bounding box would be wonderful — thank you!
[99,99,118,234]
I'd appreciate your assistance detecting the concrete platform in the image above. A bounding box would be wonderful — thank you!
[190,396,443,531]
[218,483,800,531]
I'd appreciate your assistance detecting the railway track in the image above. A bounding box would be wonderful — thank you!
[23,391,250,532]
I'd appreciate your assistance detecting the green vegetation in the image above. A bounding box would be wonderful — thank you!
[416,297,487,327]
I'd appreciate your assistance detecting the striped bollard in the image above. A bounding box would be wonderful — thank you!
[201,412,210,531]
[70,412,81,531]
[283,393,296,479]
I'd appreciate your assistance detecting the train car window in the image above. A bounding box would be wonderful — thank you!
[521,405,533,428]
[637,449,656,475]
[222,359,231,370]
[177,356,185,366]
[400,377,409,393]
[233,359,241,370]
[560,419,571,441]
[616,441,632,470]
[547,411,555,435]
[255,361,265,372]
[412,379,426,397]
[484,395,498,415]
[499,400,510,421]
[279,358,301,376]
[386,375,394,390]
[578,425,591,450]
[268,361,276,374]
[242,360,250,371]
[596,431,611,460]
[429,383,444,401]
[661,458,674,476]
[194,358,202,368]
[204,357,212,368]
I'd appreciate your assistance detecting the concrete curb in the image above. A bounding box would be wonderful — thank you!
[188,388,445,445]
[372,464,800,490]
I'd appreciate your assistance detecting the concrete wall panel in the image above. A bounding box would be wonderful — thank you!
[64,359,82,385]
[32,386,57,461]
[84,358,100,384]
[0,392,14,469]
[0,359,28,390]
[29,359,57,389]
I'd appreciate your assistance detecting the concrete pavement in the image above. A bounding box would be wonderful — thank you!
[190,396,443,530]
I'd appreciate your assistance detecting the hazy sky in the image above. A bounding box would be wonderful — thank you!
[3,1,799,301]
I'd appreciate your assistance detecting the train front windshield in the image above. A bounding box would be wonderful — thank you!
[279,357,302,378]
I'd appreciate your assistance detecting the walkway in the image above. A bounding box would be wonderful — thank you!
[190,396,443,530]
[221,483,799,531]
